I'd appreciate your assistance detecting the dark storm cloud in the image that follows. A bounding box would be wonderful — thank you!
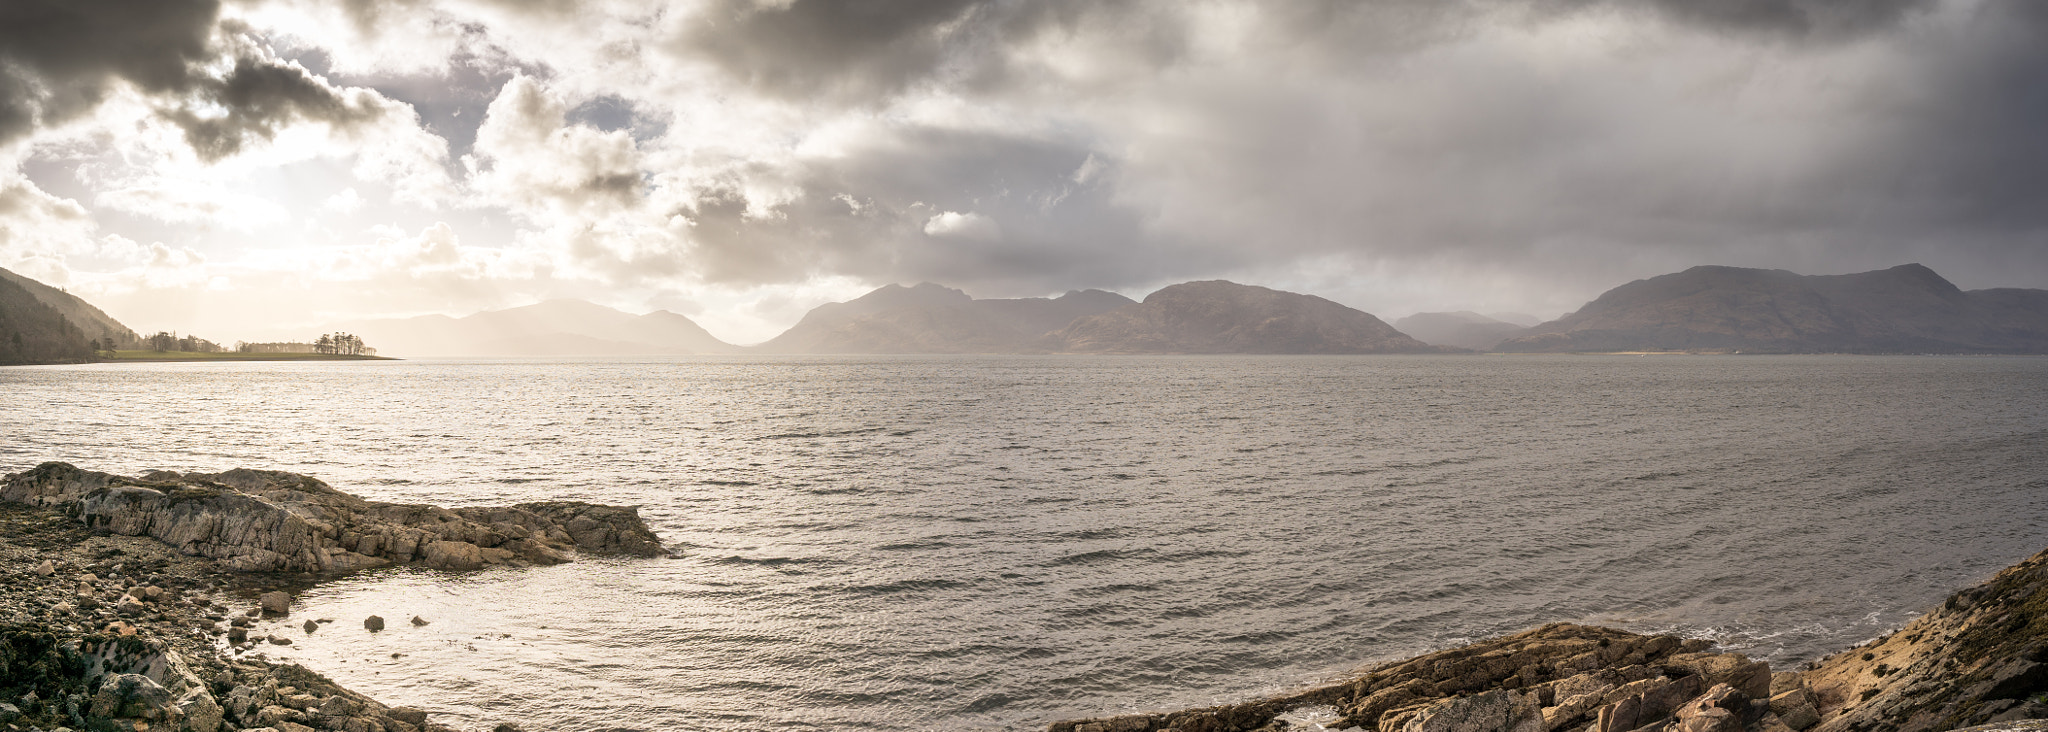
[1623,0,1935,39]
[0,1,410,161]
[165,53,390,161]
[0,0,220,146]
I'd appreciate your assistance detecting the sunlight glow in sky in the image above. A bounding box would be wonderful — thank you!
[3,0,2046,343]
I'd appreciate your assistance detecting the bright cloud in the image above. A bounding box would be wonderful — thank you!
[5,0,2048,344]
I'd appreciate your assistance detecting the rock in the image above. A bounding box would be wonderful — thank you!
[1662,653,1771,701]
[1,462,663,573]
[87,673,180,728]
[364,615,385,632]
[34,559,54,576]
[302,619,318,633]
[1404,689,1543,732]
[422,541,483,571]
[316,695,354,716]
[410,615,430,626]
[1673,683,1751,732]
[227,627,249,644]
[493,724,526,732]
[0,701,19,723]
[1771,689,1820,730]
[260,590,292,614]
[267,634,293,645]
[1771,672,1805,697]
[143,585,165,601]
[388,707,429,726]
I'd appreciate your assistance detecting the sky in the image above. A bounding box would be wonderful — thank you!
[2,0,2046,344]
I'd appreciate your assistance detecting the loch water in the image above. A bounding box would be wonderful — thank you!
[4,355,2048,731]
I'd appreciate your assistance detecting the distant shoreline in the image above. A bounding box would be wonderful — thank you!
[97,351,399,363]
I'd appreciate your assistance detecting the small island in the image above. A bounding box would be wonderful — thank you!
[97,332,396,363]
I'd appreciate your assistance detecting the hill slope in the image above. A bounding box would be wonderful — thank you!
[1046,280,1455,354]
[0,274,92,364]
[754,284,1137,354]
[1495,264,2048,354]
[0,266,138,349]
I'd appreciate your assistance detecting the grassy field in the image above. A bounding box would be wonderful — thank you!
[102,351,396,362]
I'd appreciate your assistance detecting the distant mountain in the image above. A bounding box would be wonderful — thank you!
[754,283,1136,354]
[346,300,739,357]
[0,266,138,349]
[0,267,95,364]
[1394,311,1531,350]
[1494,264,2048,354]
[1045,280,1456,354]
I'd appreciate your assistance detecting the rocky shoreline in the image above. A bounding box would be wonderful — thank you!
[1050,545,2048,732]
[0,462,666,732]
[7,461,2047,732]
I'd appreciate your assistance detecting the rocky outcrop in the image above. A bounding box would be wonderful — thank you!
[1054,544,2048,732]
[1801,545,2048,732]
[0,501,467,732]
[1049,623,1768,732]
[1,462,663,573]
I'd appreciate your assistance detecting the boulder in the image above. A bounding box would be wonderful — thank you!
[1663,653,1771,700]
[1771,689,1820,730]
[88,673,182,730]
[260,590,292,614]
[364,615,385,632]
[388,707,429,726]
[422,541,483,571]
[34,559,54,576]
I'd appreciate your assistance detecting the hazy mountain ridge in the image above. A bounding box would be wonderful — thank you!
[1046,280,1457,354]
[344,299,741,357]
[1393,311,1532,350]
[754,284,1137,354]
[1496,263,2048,353]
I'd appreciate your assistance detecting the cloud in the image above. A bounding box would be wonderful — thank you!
[0,171,98,265]
[0,0,220,147]
[923,211,1000,241]
[12,0,2048,344]
[467,75,643,220]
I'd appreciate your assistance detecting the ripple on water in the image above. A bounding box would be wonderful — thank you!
[4,355,2048,731]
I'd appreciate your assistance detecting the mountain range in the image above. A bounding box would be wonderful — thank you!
[753,284,1136,353]
[1495,264,2048,354]
[4,263,2047,362]
[338,300,741,357]
[1046,280,1450,354]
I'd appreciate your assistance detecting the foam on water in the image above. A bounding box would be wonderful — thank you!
[5,354,2048,730]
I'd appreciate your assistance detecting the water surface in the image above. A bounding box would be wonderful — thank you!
[4,355,2046,730]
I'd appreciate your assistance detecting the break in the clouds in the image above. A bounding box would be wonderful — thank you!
[2,0,2045,343]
